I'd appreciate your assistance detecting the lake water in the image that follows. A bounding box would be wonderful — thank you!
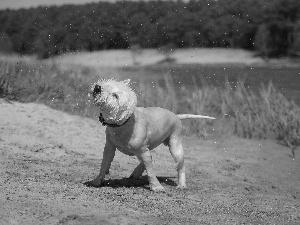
[120,64,300,105]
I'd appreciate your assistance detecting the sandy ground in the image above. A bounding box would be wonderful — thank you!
[52,48,265,68]
[1,99,300,224]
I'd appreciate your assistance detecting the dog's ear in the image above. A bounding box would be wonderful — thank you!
[123,79,130,85]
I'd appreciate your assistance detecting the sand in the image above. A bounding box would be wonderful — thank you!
[1,99,300,224]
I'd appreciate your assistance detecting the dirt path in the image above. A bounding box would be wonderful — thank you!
[1,99,300,224]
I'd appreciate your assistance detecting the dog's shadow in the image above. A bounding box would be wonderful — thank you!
[83,176,177,189]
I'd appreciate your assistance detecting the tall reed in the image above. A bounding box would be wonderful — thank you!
[1,58,299,152]
[136,71,300,152]
[0,59,97,118]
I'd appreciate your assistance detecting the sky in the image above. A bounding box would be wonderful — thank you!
[0,0,115,10]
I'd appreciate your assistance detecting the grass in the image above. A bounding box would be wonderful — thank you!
[222,78,300,154]
[1,56,299,155]
[0,59,97,117]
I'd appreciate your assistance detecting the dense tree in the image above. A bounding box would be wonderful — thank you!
[0,32,13,52]
[293,21,300,54]
[0,0,299,58]
[254,0,300,57]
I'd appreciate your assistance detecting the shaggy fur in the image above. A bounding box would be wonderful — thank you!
[90,79,137,125]
[89,79,215,191]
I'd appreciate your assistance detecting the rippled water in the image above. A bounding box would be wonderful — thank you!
[120,64,300,105]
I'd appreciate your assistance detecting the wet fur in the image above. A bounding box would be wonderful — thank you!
[89,79,214,191]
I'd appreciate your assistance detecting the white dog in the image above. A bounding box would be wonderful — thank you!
[89,79,215,191]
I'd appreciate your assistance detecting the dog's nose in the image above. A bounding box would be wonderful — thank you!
[92,85,101,98]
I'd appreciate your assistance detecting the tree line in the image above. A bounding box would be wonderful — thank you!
[0,0,299,58]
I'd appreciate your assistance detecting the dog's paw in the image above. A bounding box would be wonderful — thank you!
[84,180,102,188]
[150,185,165,192]
[176,184,187,190]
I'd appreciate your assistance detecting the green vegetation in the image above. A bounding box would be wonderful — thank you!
[1,58,299,153]
[222,78,300,155]
[0,0,299,58]
[0,59,97,117]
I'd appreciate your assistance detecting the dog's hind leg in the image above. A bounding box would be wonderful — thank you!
[168,135,186,189]
[129,158,145,179]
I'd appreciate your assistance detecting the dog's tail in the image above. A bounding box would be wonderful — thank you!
[177,114,216,120]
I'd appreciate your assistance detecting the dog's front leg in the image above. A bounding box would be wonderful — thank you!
[90,138,116,187]
[129,158,145,179]
[138,150,164,192]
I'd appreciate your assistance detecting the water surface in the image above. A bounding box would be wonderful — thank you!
[120,65,300,105]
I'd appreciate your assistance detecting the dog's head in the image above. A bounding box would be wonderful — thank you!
[89,79,137,125]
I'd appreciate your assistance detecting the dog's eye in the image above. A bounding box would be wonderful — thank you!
[92,85,101,98]
[112,93,119,99]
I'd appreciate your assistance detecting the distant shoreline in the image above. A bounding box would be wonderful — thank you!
[1,48,300,69]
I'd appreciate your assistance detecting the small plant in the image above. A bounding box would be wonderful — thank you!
[158,43,176,64]
[129,43,142,66]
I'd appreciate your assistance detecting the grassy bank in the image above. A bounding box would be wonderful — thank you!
[1,57,299,153]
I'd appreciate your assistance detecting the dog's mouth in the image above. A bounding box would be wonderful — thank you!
[92,84,102,99]
[91,84,103,106]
